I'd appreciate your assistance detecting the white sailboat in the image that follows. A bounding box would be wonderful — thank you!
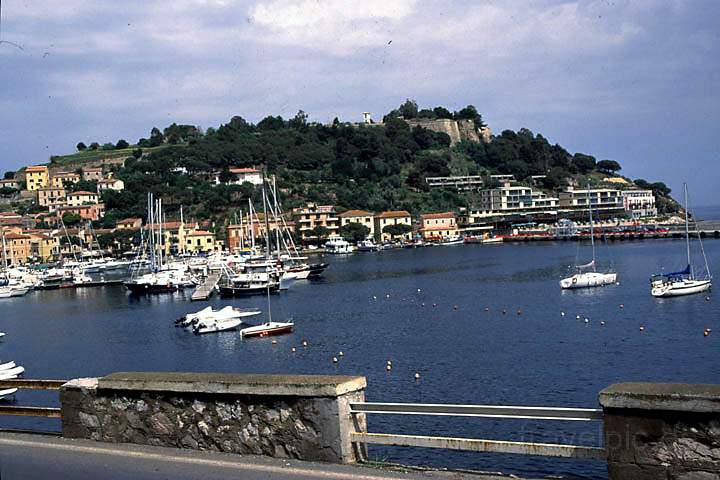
[560,187,617,289]
[240,178,294,339]
[651,183,712,298]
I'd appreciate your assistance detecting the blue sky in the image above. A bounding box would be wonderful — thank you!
[1,0,719,205]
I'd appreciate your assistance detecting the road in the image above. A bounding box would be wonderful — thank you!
[0,432,527,480]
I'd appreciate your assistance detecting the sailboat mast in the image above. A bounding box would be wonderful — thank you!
[261,177,273,322]
[587,186,596,272]
[684,182,691,275]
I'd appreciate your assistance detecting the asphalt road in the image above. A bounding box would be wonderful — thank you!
[0,432,521,480]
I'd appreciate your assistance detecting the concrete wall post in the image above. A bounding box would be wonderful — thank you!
[599,382,720,480]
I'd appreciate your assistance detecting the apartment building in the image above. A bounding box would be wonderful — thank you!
[338,210,375,239]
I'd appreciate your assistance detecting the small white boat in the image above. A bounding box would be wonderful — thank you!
[240,321,294,338]
[440,235,464,246]
[0,365,25,379]
[324,236,354,254]
[177,306,261,329]
[0,361,16,371]
[561,270,617,289]
[0,388,18,400]
[650,183,712,298]
[194,317,243,334]
[560,186,617,290]
[0,332,6,339]
[482,236,503,245]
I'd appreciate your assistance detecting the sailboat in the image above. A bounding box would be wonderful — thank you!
[240,178,294,339]
[560,187,617,289]
[650,183,712,297]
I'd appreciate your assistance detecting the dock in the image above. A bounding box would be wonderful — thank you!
[191,272,221,301]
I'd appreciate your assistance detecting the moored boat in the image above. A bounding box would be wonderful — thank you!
[240,321,294,338]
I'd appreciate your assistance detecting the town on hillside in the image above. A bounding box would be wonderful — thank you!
[0,102,678,265]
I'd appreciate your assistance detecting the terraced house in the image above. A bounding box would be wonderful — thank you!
[419,212,459,240]
[374,210,412,242]
[338,210,375,239]
[24,165,49,191]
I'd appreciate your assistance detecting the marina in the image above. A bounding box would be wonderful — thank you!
[0,238,717,479]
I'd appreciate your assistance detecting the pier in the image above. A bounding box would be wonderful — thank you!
[191,272,221,301]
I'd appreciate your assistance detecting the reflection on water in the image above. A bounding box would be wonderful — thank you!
[2,239,719,479]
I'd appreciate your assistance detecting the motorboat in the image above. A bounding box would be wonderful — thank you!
[0,285,30,298]
[357,240,380,252]
[240,321,294,338]
[0,388,17,400]
[0,365,25,380]
[0,361,16,370]
[219,261,280,297]
[440,235,464,246]
[176,305,261,329]
[323,236,354,254]
[307,263,328,278]
[125,268,197,294]
[651,183,711,298]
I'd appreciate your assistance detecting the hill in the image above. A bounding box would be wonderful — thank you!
[36,101,680,224]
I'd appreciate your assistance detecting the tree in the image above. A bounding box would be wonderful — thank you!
[339,222,370,242]
[454,105,485,127]
[116,139,130,149]
[571,153,596,174]
[310,225,330,243]
[382,223,412,239]
[0,187,17,196]
[149,127,164,147]
[89,142,100,151]
[76,142,87,151]
[398,99,419,119]
[597,159,621,174]
[62,212,82,227]
[433,106,453,119]
[132,148,143,159]
[3,171,15,180]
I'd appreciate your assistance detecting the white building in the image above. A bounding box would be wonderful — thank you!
[215,168,263,186]
[478,183,558,214]
[66,191,99,207]
[558,187,623,213]
[622,189,657,218]
[97,178,125,193]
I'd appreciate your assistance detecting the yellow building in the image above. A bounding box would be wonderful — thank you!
[184,230,219,254]
[1,232,31,265]
[37,187,66,208]
[51,172,81,189]
[24,166,49,191]
[28,233,59,261]
[338,210,375,239]
[419,212,458,240]
[374,211,412,242]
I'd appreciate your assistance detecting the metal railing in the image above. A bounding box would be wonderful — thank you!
[0,379,67,420]
[350,402,605,461]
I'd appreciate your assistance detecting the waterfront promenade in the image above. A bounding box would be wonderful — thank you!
[0,432,512,480]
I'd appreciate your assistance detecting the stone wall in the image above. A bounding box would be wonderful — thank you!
[60,372,367,464]
[600,382,720,480]
[404,118,483,145]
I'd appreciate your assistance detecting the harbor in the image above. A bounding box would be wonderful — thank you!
[1,239,718,479]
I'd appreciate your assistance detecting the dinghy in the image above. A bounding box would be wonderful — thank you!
[193,317,244,335]
[0,388,18,400]
[0,365,25,379]
[0,361,16,371]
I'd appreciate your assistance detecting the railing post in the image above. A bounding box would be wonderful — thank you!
[599,382,720,480]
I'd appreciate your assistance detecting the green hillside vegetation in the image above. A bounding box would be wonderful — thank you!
[54,101,678,226]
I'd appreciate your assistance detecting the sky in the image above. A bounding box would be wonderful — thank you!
[1,0,719,205]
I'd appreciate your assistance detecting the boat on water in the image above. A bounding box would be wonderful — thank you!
[324,236,354,254]
[240,321,294,338]
[357,240,380,252]
[0,361,16,371]
[176,305,261,329]
[651,184,712,298]
[219,261,281,297]
[0,365,25,380]
[440,235,464,246]
[0,388,17,399]
[0,285,30,298]
[560,186,617,289]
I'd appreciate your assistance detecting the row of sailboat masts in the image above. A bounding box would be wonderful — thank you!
[146,192,170,271]
[232,176,301,261]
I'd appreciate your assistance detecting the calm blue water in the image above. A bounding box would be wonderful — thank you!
[2,239,719,479]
